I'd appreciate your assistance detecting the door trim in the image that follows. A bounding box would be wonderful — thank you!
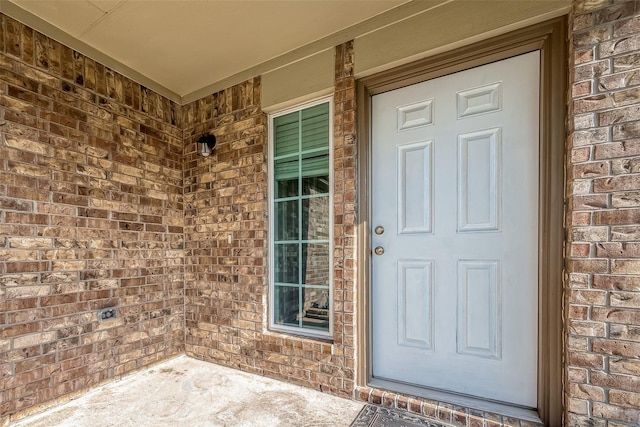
[356,18,566,426]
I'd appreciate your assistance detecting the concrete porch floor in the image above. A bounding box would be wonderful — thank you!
[12,356,364,427]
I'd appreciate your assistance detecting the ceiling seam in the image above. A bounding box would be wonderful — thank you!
[78,0,127,38]
[0,0,182,103]
[3,0,429,105]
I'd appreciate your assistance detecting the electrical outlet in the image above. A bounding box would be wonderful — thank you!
[98,307,117,321]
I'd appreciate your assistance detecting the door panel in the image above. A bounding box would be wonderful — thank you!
[371,52,540,407]
[398,140,433,234]
[457,128,500,232]
[456,260,500,359]
[398,260,434,350]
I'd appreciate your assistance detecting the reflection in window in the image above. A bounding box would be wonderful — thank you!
[270,100,332,337]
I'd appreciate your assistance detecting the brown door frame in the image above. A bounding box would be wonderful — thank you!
[356,18,566,426]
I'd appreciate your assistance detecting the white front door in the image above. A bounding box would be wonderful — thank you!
[371,52,540,407]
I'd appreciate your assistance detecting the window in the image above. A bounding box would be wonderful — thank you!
[269,98,333,338]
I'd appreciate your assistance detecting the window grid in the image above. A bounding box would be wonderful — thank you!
[269,98,333,338]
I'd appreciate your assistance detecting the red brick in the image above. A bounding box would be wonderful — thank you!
[567,258,609,274]
[612,87,640,108]
[595,2,636,26]
[574,94,615,113]
[568,398,589,415]
[599,105,640,126]
[570,289,608,305]
[568,336,589,351]
[396,395,409,411]
[592,338,640,358]
[407,397,421,414]
[573,13,594,31]
[593,174,640,192]
[571,226,609,242]
[592,402,640,424]
[569,304,590,320]
[611,226,640,242]
[570,243,591,257]
[571,212,593,226]
[595,242,640,258]
[598,70,640,92]
[611,157,640,175]
[591,371,640,392]
[593,275,640,291]
[436,402,453,424]
[574,59,610,82]
[568,367,588,384]
[593,208,640,224]
[600,34,640,58]
[614,15,640,37]
[594,140,640,160]
[573,81,592,97]
[592,307,640,325]
[611,259,640,274]
[573,113,596,131]
[570,383,605,402]
[382,391,395,407]
[609,389,640,409]
[572,195,609,210]
[568,351,605,369]
[610,357,640,376]
[571,128,610,149]
[571,146,591,162]
[573,25,611,47]
[571,161,610,178]
[610,324,640,341]
[569,320,606,337]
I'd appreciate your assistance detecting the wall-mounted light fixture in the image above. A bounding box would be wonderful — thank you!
[197,134,217,157]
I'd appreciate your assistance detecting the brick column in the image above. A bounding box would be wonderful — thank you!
[333,40,357,395]
[567,1,640,424]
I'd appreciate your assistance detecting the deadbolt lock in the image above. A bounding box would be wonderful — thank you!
[374,246,385,256]
[374,226,384,235]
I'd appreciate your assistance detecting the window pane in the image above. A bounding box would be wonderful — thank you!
[275,157,298,198]
[302,150,329,195]
[303,176,329,195]
[274,285,300,327]
[302,243,330,286]
[301,103,329,152]
[274,243,299,284]
[275,200,299,241]
[274,112,299,157]
[303,197,330,241]
[270,100,331,337]
[301,287,330,331]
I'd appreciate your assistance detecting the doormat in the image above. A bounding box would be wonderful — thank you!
[350,404,450,427]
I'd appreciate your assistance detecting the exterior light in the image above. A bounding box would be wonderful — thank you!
[197,134,217,157]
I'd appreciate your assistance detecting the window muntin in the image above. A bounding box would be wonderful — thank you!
[269,99,333,338]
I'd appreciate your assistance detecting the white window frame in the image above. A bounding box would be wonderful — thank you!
[268,96,334,339]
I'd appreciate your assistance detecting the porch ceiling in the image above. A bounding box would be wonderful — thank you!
[3,0,412,102]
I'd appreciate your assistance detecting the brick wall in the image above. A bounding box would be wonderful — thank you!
[566,0,640,425]
[182,77,269,372]
[3,1,640,425]
[0,14,184,423]
[182,41,357,397]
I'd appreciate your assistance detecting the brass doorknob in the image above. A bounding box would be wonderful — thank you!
[374,246,385,256]
[374,226,384,235]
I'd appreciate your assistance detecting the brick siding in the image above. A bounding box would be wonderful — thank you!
[181,40,357,398]
[0,15,184,424]
[2,1,640,426]
[566,1,640,425]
